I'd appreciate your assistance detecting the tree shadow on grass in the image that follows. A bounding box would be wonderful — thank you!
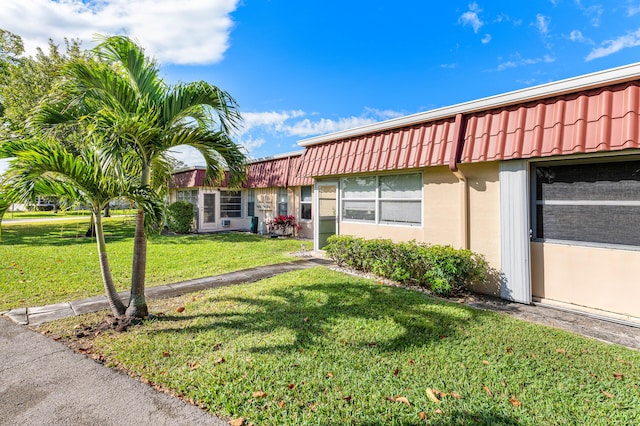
[357,409,520,426]
[0,219,134,246]
[152,277,495,354]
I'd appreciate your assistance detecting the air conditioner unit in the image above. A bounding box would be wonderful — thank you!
[221,219,231,227]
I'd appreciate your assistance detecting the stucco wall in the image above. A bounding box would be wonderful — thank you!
[459,162,501,296]
[531,242,640,319]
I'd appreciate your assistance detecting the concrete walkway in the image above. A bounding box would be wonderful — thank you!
[2,257,331,326]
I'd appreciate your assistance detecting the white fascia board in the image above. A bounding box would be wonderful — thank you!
[298,62,640,147]
[248,149,305,163]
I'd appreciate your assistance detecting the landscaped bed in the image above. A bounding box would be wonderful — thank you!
[39,267,640,425]
[0,218,311,311]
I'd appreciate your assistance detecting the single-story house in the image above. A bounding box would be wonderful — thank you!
[168,151,314,238]
[296,62,640,324]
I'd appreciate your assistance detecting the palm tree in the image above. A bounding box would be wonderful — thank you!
[37,35,247,318]
[0,139,162,316]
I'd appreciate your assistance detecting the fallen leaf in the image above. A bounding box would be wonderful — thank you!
[214,357,225,364]
[408,359,415,365]
[252,391,267,398]
[278,400,285,408]
[393,368,400,376]
[343,395,352,402]
[483,386,493,397]
[419,411,427,420]
[439,335,448,339]
[556,348,566,354]
[502,380,507,388]
[56,259,64,263]
[434,409,444,415]
[602,391,614,398]
[394,396,411,406]
[367,342,377,347]
[450,391,462,399]
[176,306,185,313]
[432,389,447,398]
[303,317,309,322]
[162,351,170,357]
[189,363,199,370]
[287,383,296,389]
[326,372,334,378]
[425,388,441,404]
[509,395,521,407]
[613,372,624,380]
[460,363,466,369]
[229,418,245,426]
[506,347,513,354]
[482,360,490,365]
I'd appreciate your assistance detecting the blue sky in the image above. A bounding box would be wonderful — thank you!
[2,0,640,170]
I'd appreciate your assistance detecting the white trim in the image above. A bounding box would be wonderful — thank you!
[537,200,640,206]
[499,160,532,304]
[299,62,640,147]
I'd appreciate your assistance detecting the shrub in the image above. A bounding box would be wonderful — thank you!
[267,215,298,236]
[166,201,195,234]
[325,235,488,297]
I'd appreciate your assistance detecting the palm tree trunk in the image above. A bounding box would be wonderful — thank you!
[126,207,148,318]
[93,210,126,316]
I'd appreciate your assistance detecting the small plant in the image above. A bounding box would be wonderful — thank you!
[325,235,488,296]
[166,201,194,234]
[267,215,298,237]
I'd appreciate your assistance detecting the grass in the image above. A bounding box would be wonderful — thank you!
[40,267,640,425]
[0,218,311,310]
[2,209,135,220]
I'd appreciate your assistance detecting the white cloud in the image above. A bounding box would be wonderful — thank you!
[238,136,267,153]
[586,28,640,60]
[482,34,492,44]
[535,14,550,35]
[440,63,458,69]
[574,0,603,27]
[629,5,640,16]
[237,108,403,139]
[459,3,484,33]
[570,30,585,41]
[284,117,378,137]
[496,54,555,71]
[0,0,239,65]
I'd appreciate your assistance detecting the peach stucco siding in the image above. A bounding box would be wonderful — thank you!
[531,241,640,319]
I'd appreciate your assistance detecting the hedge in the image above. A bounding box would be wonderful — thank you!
[325,235,489,296]
[166,201,195,234]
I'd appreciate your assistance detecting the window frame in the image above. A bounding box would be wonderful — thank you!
[340,172,423,227]
[530,156,640,250]
[220,190,242,218]
[300,185,312,221]
[277,187,288,217]
[247,189,255,217]
[203,193,216,224]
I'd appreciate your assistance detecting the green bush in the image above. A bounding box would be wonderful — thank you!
[166,201,195,234]
[325,235,488,297]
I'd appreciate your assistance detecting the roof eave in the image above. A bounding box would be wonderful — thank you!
[298,62,640,147]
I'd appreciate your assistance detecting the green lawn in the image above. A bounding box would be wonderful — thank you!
[41,268,640,425]
[0,218,311,310]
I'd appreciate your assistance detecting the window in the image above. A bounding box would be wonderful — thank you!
[340,173,422,225]
[533,160,640,247]
[203,193,215,224]
[300,186,312,221]
[277,188,288,216]
[220,190,241,218]
[247,189,255,217]
[177,190,199,224]
[379,174,422,224]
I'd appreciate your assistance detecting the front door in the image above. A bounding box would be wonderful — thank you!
[315,181,338,250]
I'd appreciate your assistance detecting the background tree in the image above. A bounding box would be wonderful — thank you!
[38,35,248,318]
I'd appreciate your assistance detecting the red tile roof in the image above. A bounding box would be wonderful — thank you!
[298,81,640,177]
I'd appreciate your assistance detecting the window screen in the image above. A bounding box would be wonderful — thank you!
[300,186,312,220]
[220,191,241,218]
[534,160,640,246]
[203,193,216,224]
